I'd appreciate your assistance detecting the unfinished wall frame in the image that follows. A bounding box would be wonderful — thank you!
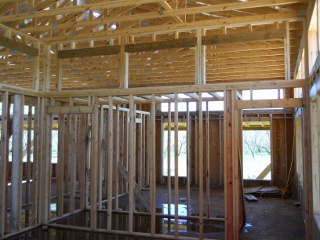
[0,77,306,239]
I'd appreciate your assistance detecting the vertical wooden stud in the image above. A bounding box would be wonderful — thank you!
[285,21,291,81]
[98,106,104,210]
[114,105,120,210]
[224,90,234,240]
[167,102,172,231]
[174,93,179,238]
[150,94,156,235]
[11,94,24,232]
[107,96,114,230]
[57,114,65,216]
[32,97,40,225]
[69,100,76,213]
[90,96,99,229]
[25,105,32,226]
[198,92,204,239]
[78,114,87,209]
[56,43,63,91]
[33,42,40,91]
[206,101,210,218]
[119,37,129,89]
[42,44,51,92]
[0,92,8,236]
[186,102,191,229]
[129,95,135,232]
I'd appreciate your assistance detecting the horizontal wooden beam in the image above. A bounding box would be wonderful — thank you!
[38,79,306,98]
[202,30,286,45]
[47,106,95,114]
[236,98,303,109]
[0,36,39,57]
[58,45,120,59]
[125,37,197,53]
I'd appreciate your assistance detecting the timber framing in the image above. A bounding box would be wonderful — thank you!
[0,0,317,239]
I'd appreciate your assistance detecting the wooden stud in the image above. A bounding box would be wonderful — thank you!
[119,37,129,89]
[57,113,65,216]
[0,92,8,236]
[78,114,87,209]
[219,115,223,187]
[90,96,99,229]
[25,105,32,227]
[174,93,179,238]
[69,99,76,213]
[107,96,114,230]
[224,90,234,240]
[56,44,63,91]
[33,42,40,91]
[194,115,198,185]
[11,94,24,232]
[141,114,146,188]
[186,102,191,229]
[206,101,210,218]
[42,44,51,92]
[150,94,156,235]
[137,114,143,186]
[167,102,172,231]
[128,95,135,232]
[198,92,204,239]
[285,21,291,81]
[114,105,120,210]
[32,97,40,225]
[98,106,104,210]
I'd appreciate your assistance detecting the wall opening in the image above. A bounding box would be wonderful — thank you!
[242,129,271,180]
[162,122,187,177]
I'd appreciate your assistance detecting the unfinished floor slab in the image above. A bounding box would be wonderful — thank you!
[4,185,305,240]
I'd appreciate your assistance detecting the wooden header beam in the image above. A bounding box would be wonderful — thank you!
[125,37,197,53]
[236,98,304,109]
[47,106,95,114]
[0,36,39,57]
[58,45,120,59]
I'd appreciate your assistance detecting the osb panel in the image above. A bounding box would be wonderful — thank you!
[191,116,224,187]
[272,118,294,188]
[155,119,163,183]
[207,118,223,187]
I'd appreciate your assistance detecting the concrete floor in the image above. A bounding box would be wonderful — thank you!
[240,196,305,240]
[4,185,305,239]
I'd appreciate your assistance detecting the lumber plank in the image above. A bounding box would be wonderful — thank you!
[11,94,24,232]
[0,35,39,57]
[58,45,120,59]
[47,106,95,114]
[235,98,304,109]
[125,37,196,53]
[244,194,258,202]
[0,92,8,236]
